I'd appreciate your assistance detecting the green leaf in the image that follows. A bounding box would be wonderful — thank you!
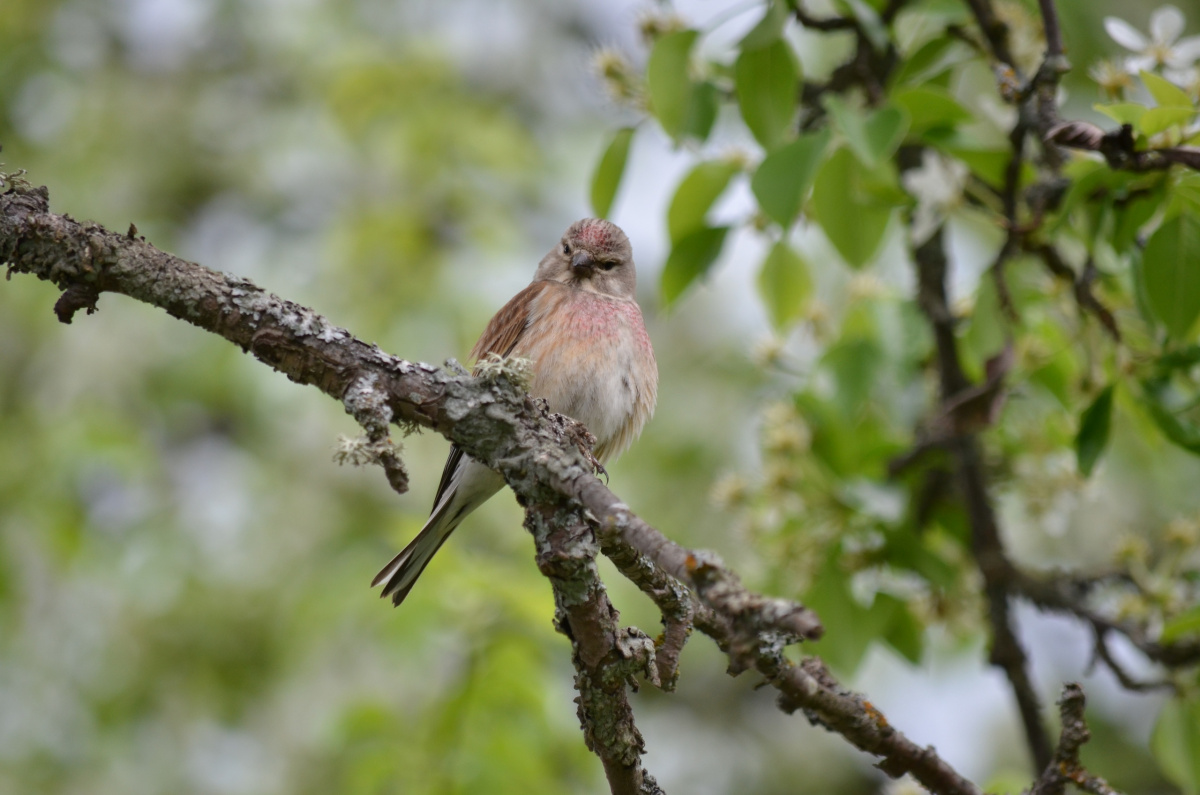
[757,241,813,328]
[1114,184,1164,252]
[825,96,908,168]
[811,147,893,267]
[682,80,719,143]
[740,0,788,50]
[1156,344,1200,372]
[589,128,634,219]
[1173,173,1200,212]
[667,160,741,244]
[1142,214,1200,338]
[962,275,1006,368]
[882,527,960,590]
[1142,70,1193,108]
[803,553,879,674]
[805,560,923,672]
[648,30,700,140]
[751,129,831,226]
[1095,102,1148,126]
[945,147,1011,190]
[1162,604,1200,643]
[1075,385,1114,477]
[822,336,883,416]
[891,86,971,134]
[891,37,970,87]
[735,38,800,150]
[660,226,729,306]
[863,106,909,162]
[1140,106,1197,137]
[1049,158,1111,228]
[1140,380,1200,455]
[1152,698,1200,795]
[878,594,924,664]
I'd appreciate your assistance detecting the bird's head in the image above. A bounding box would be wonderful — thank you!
[535,218,636,298]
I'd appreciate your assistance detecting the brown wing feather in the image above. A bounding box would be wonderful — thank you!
[468,280,546,363]
[428,281,547,513]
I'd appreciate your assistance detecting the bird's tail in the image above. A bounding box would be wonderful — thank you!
[371,500,467,606]
[373,457,504,606]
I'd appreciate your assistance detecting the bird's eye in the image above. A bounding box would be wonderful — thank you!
[599,260,616,271]
[562,243,570,254]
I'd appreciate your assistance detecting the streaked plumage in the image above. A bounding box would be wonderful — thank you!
[372,219,657,606]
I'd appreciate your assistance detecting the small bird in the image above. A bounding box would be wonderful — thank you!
[372,218,658,606]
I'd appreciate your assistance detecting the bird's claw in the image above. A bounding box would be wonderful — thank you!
[566,422,607,482]
[589,454,609,484]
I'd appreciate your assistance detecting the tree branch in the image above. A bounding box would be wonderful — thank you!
[527,501,662,795]
[913,229,1054,773]
[1088,630,1175,693]
[1036,0,1063,62]
[960,0,1017,70]
[1030,245,1121,341]
[1029,684,1119,795]
[0,180,991,795]
[1047,121,1200,173]
[1012,568,1200,669]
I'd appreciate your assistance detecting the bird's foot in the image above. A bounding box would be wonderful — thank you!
[566,422,607,482]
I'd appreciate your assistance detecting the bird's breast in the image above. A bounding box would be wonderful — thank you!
[518,288,657,462]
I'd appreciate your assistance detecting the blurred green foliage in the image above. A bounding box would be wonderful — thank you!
[0,0,829,792]
[5,0,1200,793]
[0,0,609,792]
[592,0,1200,791]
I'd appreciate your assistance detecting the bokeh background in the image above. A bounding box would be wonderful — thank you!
[2,0,1199,793]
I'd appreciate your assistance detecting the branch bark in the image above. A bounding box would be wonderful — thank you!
[0,180,992,795]
[528,501,662,795]
[1029,684,1118,795]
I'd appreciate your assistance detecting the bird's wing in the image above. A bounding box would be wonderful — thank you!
[468,280,548,362]
[428,280,550,513]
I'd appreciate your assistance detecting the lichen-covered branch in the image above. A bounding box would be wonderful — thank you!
[526,502,661,795]
[0,181,821,665]
[1029,684,1119,795]
[596,525,985,795]
[597,521,697,691]
[1,181,994,795]
[342,372,411,493]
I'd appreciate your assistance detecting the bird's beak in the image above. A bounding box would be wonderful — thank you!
[571,250,595,273]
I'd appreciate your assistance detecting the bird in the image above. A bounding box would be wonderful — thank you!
[372,218,658,606]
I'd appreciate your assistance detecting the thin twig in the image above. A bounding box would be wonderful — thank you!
[960,0,1017,69]
[1029,684,1120,795]
[598,524,697,691]
[1013,569,1200,669]
[913,229,1053,773]
[793,6,856,31]
[1089,630,1175,693]
[1031,245,1121,341]
[1047,122,1200,173]
[1036,0,1063,61]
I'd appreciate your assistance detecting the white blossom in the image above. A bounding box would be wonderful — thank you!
[1104,5,1200,76]
[1088,59,1134,99]
[902,151,969,245]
